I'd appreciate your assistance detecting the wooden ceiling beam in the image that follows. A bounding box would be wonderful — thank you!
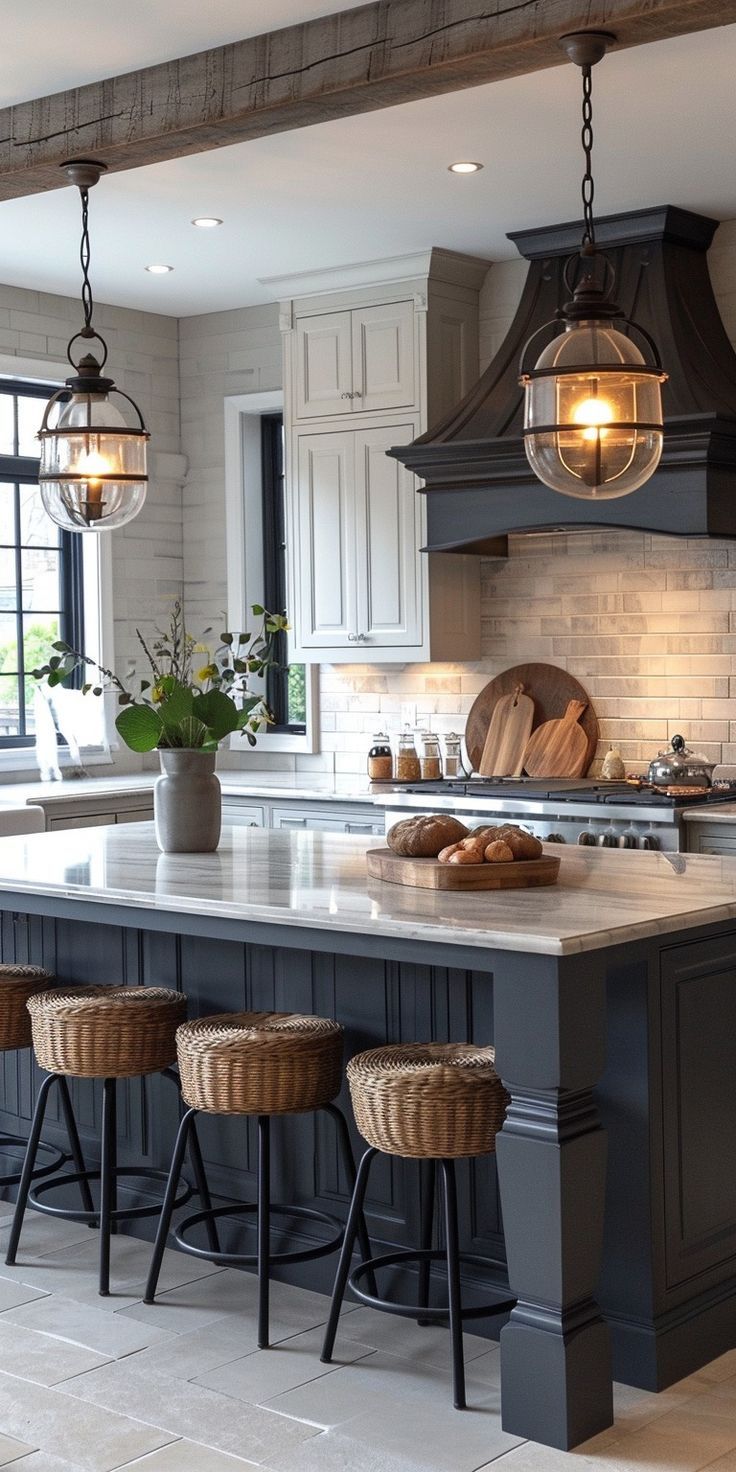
[0,0,731,200]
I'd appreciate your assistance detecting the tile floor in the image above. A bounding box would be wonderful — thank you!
[0,1212,732,1471]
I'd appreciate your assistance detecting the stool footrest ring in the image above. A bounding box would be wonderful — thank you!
[29,1166,193,1224]
[349,1247,515,1322]
[175,1200,344,1269]
[0,1135,66,1189]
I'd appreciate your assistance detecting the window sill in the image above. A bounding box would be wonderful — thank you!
[0,746,115,776]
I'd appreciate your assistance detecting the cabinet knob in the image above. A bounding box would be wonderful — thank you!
[347,633,357,642]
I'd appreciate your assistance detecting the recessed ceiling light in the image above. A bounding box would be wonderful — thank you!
[448,161,483,174]
[145,264,174,274]
[191,217,223,228]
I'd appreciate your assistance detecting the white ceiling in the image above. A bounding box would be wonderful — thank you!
[0,13,734,316]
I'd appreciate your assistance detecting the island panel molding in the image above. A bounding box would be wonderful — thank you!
[0,0,729,199]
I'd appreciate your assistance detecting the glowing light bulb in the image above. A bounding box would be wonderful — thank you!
[572,395,614,441]
[77,448,112,486]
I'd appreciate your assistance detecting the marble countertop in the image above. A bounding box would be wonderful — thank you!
[0,772,389,808]
[682,802,736,824]
[2,822,736,956]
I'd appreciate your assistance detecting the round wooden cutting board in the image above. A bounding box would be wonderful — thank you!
[465,663,598,776]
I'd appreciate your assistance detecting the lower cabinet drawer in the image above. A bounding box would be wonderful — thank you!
[222,803,267,828]
[48,813,116,830]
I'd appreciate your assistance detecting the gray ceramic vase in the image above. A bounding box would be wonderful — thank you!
[154,749,221,854]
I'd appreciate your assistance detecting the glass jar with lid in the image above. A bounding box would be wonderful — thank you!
[443,732,466,778]
[367,731,393,782]
[419,732,442,781]
[395,726,421,783]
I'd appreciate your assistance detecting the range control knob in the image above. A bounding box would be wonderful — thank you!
[618,832,637,849]
[577,831,597,846]
[545,832,566,844]
[639,833,659,850]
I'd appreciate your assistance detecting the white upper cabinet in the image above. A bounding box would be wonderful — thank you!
[355,424,420,646]
[294,422,420,652]
[351,302,415,413]
[295,300,415,419]
[277,249,490,662]
[296,431,357,649]
[295,312,352,419]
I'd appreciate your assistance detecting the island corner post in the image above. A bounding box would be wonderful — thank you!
[4,863,736,1451]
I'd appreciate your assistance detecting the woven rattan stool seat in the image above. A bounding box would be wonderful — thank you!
[177,1011,343,1115]
[347,1043,509,1159]
[0,965,55,1051]
[28,986,187,1079]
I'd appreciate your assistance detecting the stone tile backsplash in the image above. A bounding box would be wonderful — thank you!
[321,529,736,776]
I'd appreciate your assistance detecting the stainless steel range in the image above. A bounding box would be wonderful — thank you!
[382,778,736,853]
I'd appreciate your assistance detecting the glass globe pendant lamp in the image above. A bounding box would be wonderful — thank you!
[38,161,149,531]
[519,32,667,501]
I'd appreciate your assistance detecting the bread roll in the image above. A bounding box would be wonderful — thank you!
[387,814,468,858]
[448,849,483,864]
[484,840,514,864]
[437,843,462,863]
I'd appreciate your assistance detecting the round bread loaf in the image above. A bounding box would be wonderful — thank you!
[497,825,543,860]
[484,840,514,863]
[386,814,469,858]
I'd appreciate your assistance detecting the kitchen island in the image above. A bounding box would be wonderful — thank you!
[1,826,736,1450]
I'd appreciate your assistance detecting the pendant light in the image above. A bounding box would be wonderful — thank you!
[519,32,667,501]
[38,160,149,532]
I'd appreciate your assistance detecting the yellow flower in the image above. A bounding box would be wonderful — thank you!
[197,664,218,682]
[152,683,165,703]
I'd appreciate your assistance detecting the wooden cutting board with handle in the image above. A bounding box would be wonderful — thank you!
[465,664,598,777]
[522,699,589,778]
[478,683,534,777]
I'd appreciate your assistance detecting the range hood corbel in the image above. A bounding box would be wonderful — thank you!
[392,206,736,549]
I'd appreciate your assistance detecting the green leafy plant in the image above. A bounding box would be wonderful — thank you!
[33,600,289,753]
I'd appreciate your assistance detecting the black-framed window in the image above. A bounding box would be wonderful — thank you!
[0,379,84,748]
[261,413,306,733]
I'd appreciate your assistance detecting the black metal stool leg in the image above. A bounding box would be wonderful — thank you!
[417,1158,436,1325]
[187,1116,221,1255]
[324,1102,377,1297]
[321,1146,377,1364]
[98,1079,117,1296]
[257,1115,271,1349]
[5,1072,56,1266]
[56,1076,95,1218]
[144,1107,197,1304]
[440,1159,466,1411]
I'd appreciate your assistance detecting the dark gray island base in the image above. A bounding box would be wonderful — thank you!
[1,825,736,1451]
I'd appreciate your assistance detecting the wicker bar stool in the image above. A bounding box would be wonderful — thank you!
[0,964,67,1189]
[5,985,201,1295]
[321,1042,516,1410]
[144,1010,374,1349]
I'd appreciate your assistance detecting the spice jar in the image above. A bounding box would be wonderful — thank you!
[395,727,421,783]
[443,732,466,778]
[419,732,442,781]
[367,731,393,782]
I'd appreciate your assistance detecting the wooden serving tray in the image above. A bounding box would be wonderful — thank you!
[366,848,561,891]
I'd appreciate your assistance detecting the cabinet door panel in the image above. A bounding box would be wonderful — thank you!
[352,301,415,412]
[296,311,352,418]
[355,424,421,647]
[296,432,357,648]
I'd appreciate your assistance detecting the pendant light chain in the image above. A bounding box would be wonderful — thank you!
[580,64,596,247]
[79,186,95,334]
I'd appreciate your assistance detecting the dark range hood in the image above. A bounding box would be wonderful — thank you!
[391,207,736,550]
